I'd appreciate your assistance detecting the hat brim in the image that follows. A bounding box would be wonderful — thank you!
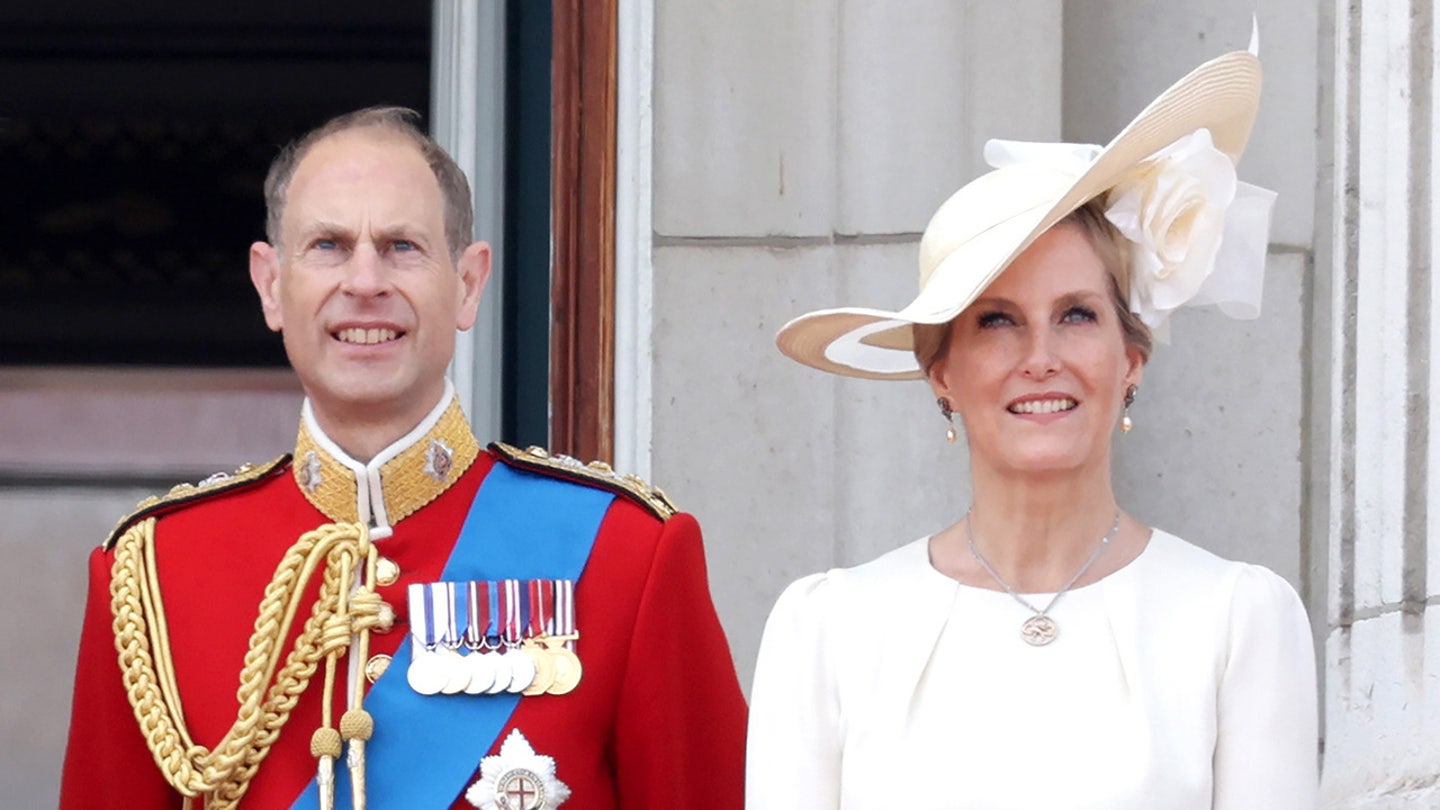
[775,49,1262,380]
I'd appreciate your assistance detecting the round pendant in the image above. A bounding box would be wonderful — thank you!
[406,648,448,695]
[1021,614,1058,646]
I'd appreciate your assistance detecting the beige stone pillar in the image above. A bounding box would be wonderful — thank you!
[1320,1,1440,805]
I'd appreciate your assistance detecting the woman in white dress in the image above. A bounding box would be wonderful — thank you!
[747,48,1318,810]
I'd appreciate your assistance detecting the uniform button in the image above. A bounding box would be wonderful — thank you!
[375,557,400,587]
[373,602,396,634]
[365,654,392,683]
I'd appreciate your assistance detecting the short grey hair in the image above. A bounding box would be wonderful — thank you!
[262,106,474,259]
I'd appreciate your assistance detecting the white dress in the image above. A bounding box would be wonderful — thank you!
[745,530,1318,809]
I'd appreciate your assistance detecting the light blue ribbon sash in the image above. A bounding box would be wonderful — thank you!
[291,462,615,809]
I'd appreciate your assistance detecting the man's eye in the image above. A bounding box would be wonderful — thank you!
[393,240,416,252]
[977,311,1013,329]
[313,239,337,251]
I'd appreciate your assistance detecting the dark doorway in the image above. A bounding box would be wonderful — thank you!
[0,1,431,366]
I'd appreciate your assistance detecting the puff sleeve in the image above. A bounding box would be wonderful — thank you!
[1211,564,1319,808]
[746,574,842,810]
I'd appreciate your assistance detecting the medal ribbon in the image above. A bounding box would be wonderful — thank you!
[464,581,488,652]
[556,579,576,651]
[432,582,462,652]
[486,579,501,647]
[452,581,469,650]
[527,579,554,638]
[515,579,532,645]
[500,579,519,648]
[406,583,437,654]
[291,461,615,810]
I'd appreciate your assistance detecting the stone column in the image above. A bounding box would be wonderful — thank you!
[1320,1,1440,805]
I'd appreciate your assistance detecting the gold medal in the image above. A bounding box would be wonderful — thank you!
[542,635,582,695]
[520,639,557,696]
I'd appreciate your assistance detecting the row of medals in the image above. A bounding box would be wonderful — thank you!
[407,634,582,697]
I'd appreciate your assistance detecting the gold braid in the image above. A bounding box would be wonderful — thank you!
[110,518,383,809]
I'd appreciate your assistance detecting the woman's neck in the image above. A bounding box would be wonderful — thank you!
[941,461,1128,593]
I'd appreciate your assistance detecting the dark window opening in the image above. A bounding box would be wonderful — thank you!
[0,2,430,367]
[501,0,553,449]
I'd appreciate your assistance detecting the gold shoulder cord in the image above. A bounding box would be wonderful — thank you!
[109,518,386,810]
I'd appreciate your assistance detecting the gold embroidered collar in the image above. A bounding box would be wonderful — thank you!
[292,391,480,528]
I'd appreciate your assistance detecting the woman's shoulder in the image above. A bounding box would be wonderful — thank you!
[776,536,933,600]
[1142,528,1307,618]
[765,537,941,629]
[756,537,954,704]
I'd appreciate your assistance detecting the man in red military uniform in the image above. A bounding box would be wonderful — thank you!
[60,107,747,809]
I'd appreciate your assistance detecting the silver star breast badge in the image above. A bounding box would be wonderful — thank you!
[465,729,571,810]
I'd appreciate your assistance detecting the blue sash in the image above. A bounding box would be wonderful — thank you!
[291,462,615,809]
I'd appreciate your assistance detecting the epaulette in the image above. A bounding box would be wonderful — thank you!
[489,442,679,521]
[102,455,292,550]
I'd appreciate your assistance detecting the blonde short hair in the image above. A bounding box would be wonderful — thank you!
[912,199,1153,375]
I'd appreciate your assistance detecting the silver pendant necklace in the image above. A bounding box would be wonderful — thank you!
[966,510,1121,647]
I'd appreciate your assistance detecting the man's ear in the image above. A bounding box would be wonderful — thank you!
[455,241,492,331]
[249,241,284,332]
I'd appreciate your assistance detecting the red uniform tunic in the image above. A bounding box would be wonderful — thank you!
[60,398,746,809]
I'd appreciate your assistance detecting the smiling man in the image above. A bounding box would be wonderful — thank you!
[60,108,747,810]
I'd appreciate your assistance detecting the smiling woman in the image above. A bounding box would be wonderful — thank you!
[749,47,1318,810]
[929,218,1142,481]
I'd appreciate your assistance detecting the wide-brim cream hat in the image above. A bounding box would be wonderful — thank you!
[775,49,1263,380]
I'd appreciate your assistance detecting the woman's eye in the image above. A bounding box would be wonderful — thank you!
[1061,306,1098,324]
[977,311,1014,329]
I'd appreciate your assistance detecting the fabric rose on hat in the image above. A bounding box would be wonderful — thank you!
[1103,128,1238,332]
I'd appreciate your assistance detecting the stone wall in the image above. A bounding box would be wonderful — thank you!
[648,0,1063,690]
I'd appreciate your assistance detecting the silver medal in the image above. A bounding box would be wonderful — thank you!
[440,647,472,694]
[464,649,499,695]
[484,651,512,695]
[407,582,450,694]
[407,646,448,696]
[504,649,536,694]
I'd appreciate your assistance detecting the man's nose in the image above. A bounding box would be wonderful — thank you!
[340,244,389,297]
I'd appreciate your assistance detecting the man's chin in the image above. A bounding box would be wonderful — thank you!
[304,379,410,418]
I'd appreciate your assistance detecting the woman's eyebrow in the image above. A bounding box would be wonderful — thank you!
[1054,290,1107,308]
